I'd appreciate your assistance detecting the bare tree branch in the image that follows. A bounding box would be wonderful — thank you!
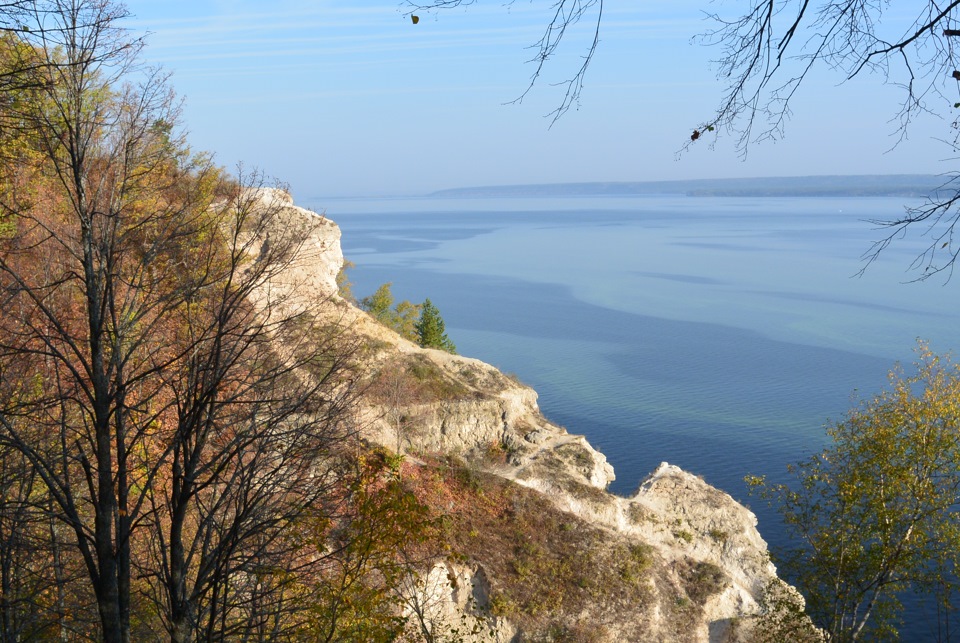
[688,0,960,278]
[404,0,603,125]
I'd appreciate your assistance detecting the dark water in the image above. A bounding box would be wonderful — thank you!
[317,194,960,638]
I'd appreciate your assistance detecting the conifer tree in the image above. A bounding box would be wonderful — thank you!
[415,298,456,353]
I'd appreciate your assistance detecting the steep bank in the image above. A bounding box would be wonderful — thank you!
[254,189,818,642]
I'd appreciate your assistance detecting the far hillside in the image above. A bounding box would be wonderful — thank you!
[428,175,947,198]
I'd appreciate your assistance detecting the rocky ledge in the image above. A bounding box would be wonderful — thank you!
[250,189,817,642]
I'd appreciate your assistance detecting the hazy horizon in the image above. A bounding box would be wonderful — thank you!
[306,173,947,199]
[122,2,946,199]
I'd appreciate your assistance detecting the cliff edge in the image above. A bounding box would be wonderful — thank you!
[250,189,817,642]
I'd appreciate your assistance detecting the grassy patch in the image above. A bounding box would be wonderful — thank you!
[368,354,470,405]
[673,529,694,544]
[560,477,608,502]
[555,442,595,470]
[627,503,657,525]
[709,528,729,544]
[617,543,653,585]
[407,355,470,400]
[678,560,728,605]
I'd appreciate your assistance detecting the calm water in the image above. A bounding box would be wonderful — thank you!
[317,194,960,637]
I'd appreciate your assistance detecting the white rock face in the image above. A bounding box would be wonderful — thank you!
[248,190,812,642]
[394,562,517,642]
[631,463,773,592]
[628,463,776,640]
[245,187,343,299]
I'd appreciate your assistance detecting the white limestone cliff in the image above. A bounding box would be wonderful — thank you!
[248,189,816,642]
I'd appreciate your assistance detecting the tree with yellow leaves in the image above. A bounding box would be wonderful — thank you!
[750,343,960,641]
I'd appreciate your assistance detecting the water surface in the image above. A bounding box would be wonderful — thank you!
[319,194,960,539]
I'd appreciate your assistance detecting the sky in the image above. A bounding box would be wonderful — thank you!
[120,0,952,199]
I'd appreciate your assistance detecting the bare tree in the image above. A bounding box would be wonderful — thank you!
[403,0,603,124]
[687,1,960,279]
[0,2,361,641]
[409,1,960,278]
[136,181,362,643]
[369,357,424,453]
[0,3,168,639]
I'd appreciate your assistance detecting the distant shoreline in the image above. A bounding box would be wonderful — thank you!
[426,174,949,199]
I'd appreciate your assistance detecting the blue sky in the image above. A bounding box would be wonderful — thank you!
[122,1,949,198]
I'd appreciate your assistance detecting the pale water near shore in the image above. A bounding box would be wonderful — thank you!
[319,194,960,637]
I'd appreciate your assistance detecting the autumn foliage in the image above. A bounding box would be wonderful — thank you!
[750,343,960,641]
[0,1,456,640]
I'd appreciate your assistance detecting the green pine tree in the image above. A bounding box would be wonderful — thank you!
[415,298,456,353]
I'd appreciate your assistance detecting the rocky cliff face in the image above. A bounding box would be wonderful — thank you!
[251,189,816,642]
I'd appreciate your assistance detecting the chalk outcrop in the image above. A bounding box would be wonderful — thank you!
[251,189,815,642]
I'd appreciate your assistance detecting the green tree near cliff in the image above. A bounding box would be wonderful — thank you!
[748,343,960,641]
[360,283,422,342]
[337,259,357,303]
[361,282,399,324]
[415,299,456,353]
[394,299,421,342]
